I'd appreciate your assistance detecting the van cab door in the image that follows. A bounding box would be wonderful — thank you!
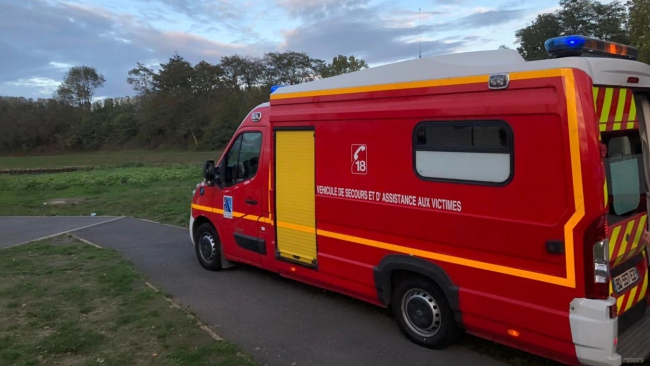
[217,127,266,266]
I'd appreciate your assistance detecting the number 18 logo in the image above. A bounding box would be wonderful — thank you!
[351,144,367,175]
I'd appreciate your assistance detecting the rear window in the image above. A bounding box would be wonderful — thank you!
[604,134,646,216]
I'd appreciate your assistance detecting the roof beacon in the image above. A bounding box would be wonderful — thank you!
[544,35,638,60]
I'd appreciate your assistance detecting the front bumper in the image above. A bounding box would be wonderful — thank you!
[189,215,195,246]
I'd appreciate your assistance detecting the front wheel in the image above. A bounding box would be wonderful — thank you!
[391,276,460,349]
[194,223,222,271]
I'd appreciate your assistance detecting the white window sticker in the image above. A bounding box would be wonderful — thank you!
[351,144,367,175]
[223,196,233,219]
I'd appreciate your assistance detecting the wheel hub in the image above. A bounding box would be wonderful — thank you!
[199,233,216,262]
[402,289,441,337]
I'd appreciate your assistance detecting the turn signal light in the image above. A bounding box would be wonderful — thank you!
[508,329,520,337]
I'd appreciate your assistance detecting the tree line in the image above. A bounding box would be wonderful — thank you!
[0,52,368,153]
[1,0,649,154]
[516,0,650,63]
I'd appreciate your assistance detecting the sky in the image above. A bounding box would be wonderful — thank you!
[0,0,570,99]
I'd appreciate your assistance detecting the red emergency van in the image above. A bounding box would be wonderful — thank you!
[190,36,650,365]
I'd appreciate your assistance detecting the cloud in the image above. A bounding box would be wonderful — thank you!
[279,0,371,21]
[0,0,259,98]
[5,77,60,95]
[280,11,467,65]
[49,62,74,70]
[455,9,526,28]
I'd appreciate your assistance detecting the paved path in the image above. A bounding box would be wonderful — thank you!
[0,216,121,248]
[1,216,508,366]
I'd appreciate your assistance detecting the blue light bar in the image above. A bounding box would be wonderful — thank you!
[544,35,637,60]
[270,85,285,93]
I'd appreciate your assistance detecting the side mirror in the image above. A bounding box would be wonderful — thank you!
[203,160,216,182]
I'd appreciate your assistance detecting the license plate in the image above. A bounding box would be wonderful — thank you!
[614,268,640,293]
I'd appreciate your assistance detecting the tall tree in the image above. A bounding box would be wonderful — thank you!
[628,0,650,64]
[263,51,324,85]
[54,66,106,108]
[320,55,369,78]
[515,13,562,61]
[515,0,630,61]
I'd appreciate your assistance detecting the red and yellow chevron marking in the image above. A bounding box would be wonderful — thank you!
[611,250,649,313]
[608,213,647,268]
[593,86,638,132]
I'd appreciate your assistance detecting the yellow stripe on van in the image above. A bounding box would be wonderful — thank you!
[600,88,614,122]
[631,215,647,252]
[615,88,627,122]
[610,225,622,259]
[617,221,636,259]
[630,98,637,121]
[626,287,639,312]
[593,87,599,111]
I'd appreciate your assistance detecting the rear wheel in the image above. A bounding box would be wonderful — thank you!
[194,223,222,271]
[392,275,460,349]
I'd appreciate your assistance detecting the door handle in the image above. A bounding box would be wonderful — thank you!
[245,198,258,205]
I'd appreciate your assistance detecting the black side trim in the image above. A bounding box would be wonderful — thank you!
[273,126,315,131]
[234,233,266,255]
[374,254,462,326]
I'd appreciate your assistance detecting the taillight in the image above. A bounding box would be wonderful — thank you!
[584,215,610,299]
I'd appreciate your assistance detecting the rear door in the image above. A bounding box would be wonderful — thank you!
[595,86,650,326]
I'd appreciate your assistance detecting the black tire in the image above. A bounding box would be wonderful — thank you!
[391,275,460,349]
[194,223,222,271]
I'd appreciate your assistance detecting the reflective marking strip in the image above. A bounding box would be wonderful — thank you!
[625,287,639,312]
[617,221,636,259]
[271,70,564,100]
[637,274,648,302]
[604,181,608,207]
[617,292,626,311]
[616,88,628,122]
[600,88,614,122]
[631,215,646,252]
[593,87,599,111]
[610,225,622,259]
[277,221,316,234]
[561,69,582,288]
[630,98,637,121]
[316,229,574,285]
[191,203,256,221]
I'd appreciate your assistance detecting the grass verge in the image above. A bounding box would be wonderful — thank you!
[0,150,218,170]
[0,165,200,227]
[0,236,255,366]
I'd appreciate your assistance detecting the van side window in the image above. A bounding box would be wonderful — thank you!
[413,121,513,184]
[223,132,262,187]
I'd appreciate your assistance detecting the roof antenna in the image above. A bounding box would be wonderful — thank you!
[418,8,422,58]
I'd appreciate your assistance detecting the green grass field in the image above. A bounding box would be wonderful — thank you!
[0,151,219,226]
[0,236,255,366]
[0,165,201,227]
[0,150,218,170]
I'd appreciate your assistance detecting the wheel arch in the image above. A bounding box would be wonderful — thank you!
[374,254,463,326]
[192,215,219,241]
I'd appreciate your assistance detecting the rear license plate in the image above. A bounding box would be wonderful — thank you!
[614,268,640,293]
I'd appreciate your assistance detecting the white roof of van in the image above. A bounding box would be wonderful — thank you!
[273,49,650,96]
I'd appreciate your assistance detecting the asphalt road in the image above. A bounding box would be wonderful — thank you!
[1,216,508,366]
[0,216,120,248]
